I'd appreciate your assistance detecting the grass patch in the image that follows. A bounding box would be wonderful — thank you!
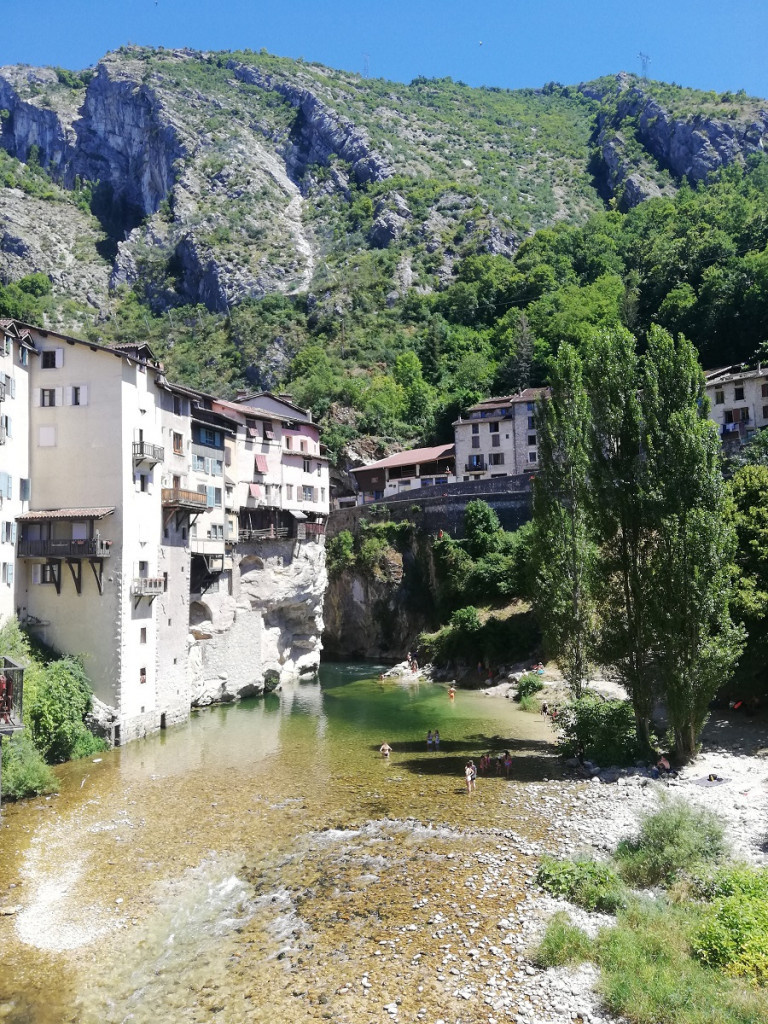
[615,802,726,887]
[517,693,539,712]
[537,855,627,913]
[533,911,593,967]
[596,900,768,1024]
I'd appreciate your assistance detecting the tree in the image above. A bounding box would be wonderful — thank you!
[492,311,534,395]
[584,328,657,751]
[463,500,501,559]
[642,327,744,760]
[533,343,598,696]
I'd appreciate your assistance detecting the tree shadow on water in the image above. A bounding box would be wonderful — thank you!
[380,734,563,783]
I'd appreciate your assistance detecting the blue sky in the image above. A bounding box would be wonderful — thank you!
[4,0,768,97]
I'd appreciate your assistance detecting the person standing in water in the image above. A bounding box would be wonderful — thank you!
[380,742,392,758]
[434,729,440,751]
[448,686,455,701]
[427,730,433,751]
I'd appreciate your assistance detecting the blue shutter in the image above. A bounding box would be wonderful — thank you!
[206,486,215,507]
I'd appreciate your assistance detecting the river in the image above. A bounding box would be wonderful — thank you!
[0,664,558,1024]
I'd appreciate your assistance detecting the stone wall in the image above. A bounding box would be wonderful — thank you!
[328,474,533,540]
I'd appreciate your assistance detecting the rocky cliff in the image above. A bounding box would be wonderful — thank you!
[188,537,326,704]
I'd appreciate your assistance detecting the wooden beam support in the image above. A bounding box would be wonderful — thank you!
[65,558,82,595]
[88,558,104,595]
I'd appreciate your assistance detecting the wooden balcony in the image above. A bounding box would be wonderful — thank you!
[238,526,290,541]
[162,488,209,511]
[17,538,112,558]
[133,441,164,465]
[131,577,165,597]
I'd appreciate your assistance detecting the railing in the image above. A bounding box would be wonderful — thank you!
[131,577,165,596]
[303,522,325,536]
[464,462,486,472]
[238,527,290,541]
[0,656,23,730]
[162,488,209,509]
[133,441,165,463]
[189,537,227,555]
[17,538,112,558]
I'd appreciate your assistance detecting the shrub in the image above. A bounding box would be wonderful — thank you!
[26,657,101,763]
[517,672,544,698]
[534,911,593,967]
[537,855,627,913]
[694,891,768,984]
[518,694,538,712]
[556,692,639,765]
[1,732,59,799]
[326,529,356,577]
[615,802,726,887]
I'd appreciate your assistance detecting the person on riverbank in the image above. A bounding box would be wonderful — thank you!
[427,730,433,751]
[380,742,392,758]
[465,760,477,793]
[434,729,440,751]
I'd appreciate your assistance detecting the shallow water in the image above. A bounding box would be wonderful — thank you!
[0,664,558,1024]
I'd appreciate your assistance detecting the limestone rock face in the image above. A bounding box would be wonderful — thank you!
[189,538,327,706]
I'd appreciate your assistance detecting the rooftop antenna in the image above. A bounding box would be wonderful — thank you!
[363,53,369,78]
[637,52,651,81]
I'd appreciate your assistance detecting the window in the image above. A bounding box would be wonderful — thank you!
[286,484,293,500]
[173,395,183,415]
[140,628,147,644]
[139,474,148,493]
[529,451,538,463]
[715,389,725,404]
[469,455,483,469]
[489,453,504,466]
[138,561,148,577]
[0,473,11,499]
[41,388,56,407]
[2,335,9,355]
[214,487,222,508]
[300,439,307,453]
[303,486,314,502]
[20,478,29,502]
[528,434,537,446]
[528,416,535,430]
[42,564,56,584]
[489,422,499,433]
[19,347,28,367]
[200,427,221,447]
[321,487,326,501]
[193,454,207,472]
[65,385,88,407]
[303,458,311,473]
[211,459,223,477]
[163,572,168,592]
[763,405,768,420]
[207,524,224,540]
[471,423,479,434]
[762,383,768,399]
[41,349,62,369]
[139,668,146,685]
[285,435,293,450]
[735,386,745,401]
[471,435,480,449]
[491,434,500,448]
[173,432,183,455]
[72,386,81,406]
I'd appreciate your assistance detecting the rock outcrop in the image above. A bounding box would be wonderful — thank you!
[189,538,326,705]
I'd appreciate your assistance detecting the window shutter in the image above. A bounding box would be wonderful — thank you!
[9,377,15,398]
[135,472,141,492]
[147,475,154,494]
[5,416,11,438]
[32,388,41,407]
[65,386,72,406]
[206,486,215,507]
[5,476,11,500]
[80,385,88,406]
[205,458,211,474]
[55,349,64,368]
[11,523,16,544]
[31,564,41,585]
[54,387,63,407]
[7,563,12,586]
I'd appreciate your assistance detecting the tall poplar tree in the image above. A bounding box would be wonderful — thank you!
[585,328,656,751]
[533,343,597,697]
[642,326,744,760]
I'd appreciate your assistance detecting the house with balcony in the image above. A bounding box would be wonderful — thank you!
[350,444,456,504]
[453,389,548,482]
[704,364,768,450]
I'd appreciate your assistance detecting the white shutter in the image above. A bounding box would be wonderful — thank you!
[64,386,72,406]
[55,348,64,368]
[9,377,15,398]
[80,385,88,406]
[54,387,63,407]
[7,563,13,586]
[32,388,41,407]
[205,457,211,474]
[134,472,141,492]
[147,475,154,494]
[31,564,41,585]
[11,523,16,544]
[5,416,10,438]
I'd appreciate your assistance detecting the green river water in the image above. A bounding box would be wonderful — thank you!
[0,664,559,1024]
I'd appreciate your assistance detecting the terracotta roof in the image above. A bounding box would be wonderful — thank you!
[351,444,455,475]
[17,507,115,522]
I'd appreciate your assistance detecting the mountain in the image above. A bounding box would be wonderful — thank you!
[1,47,768,451]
